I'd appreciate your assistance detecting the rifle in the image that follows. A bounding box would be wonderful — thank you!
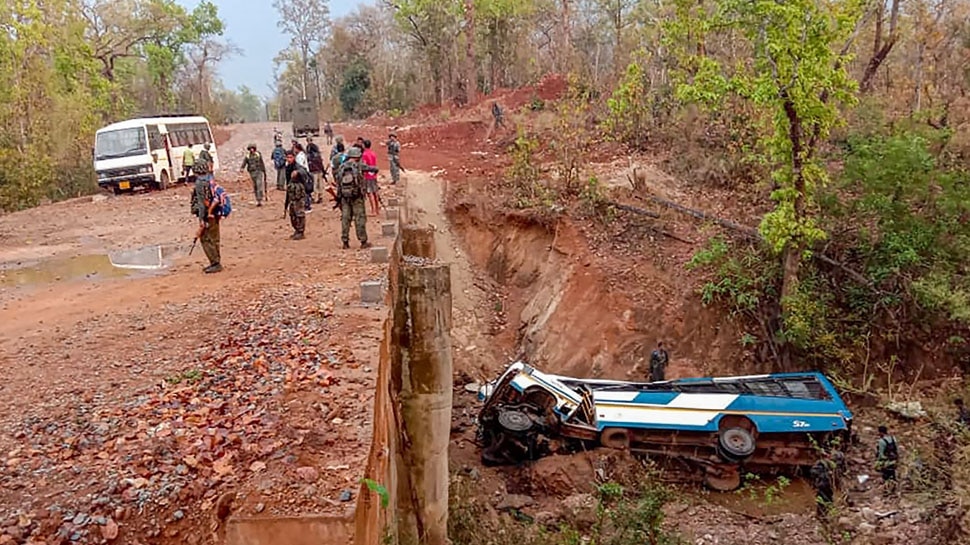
[189,222,206,255]
[392,156,406,173]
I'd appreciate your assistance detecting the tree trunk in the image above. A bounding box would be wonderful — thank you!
[859,0,899,93]
[559,0,573,72]
[464,0,478,105]
[779,96,807,370]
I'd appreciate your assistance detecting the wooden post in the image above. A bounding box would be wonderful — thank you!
[402,225,436,260]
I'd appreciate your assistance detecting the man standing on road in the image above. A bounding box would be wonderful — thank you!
[362,139,380,215]
[387,133,401,185]
[307,137,325,205]
[283,150,308,240]
[272,141,286,191]
[334,146,372,249]
[239,143,267,207]
[191,175,225,273]
[182,144,196,185]
[649,341,669,382]
[324,121,334,145]
[197,143,214,183]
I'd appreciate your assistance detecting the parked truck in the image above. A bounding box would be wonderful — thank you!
[291,99,320,138]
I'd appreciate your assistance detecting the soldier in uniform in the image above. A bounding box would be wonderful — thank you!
[197,143,214,183]
[239,143,267,206]
[324,121,334,145]
[649,341,669,382]
[387,133,401,185]
[334,146,374,249]
[283,150,308,240]
[191,175,224,273]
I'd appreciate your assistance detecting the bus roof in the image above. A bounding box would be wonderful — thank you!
[96,116,211,134]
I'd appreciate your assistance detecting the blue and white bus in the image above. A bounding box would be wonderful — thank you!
[477,362,853,490]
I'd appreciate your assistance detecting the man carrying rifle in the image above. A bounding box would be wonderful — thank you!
[334,146,374,249]
[386,133,403,185]
[190,174,225,273]
[283,150,309,240]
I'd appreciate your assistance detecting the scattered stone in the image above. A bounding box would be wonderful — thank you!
[173,510,184,521]
[496,494,535,510]
[296,466,320,483]
[339,490,353,502]
[885,401,927,419]
[254,503,265,514]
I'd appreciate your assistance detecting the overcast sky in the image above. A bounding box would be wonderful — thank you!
[175,0,367,99]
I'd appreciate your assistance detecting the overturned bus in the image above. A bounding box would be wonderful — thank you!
[477,362,853,490]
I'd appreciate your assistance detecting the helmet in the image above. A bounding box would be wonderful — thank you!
[335,135,344,144]
[204,143,211,150]
[345,147,362,159]
[247,143,256,150]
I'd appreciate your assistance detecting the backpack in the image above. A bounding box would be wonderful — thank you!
[272,148,286,169]
[210,181,232,218]
[193,158,209,175]
[883,437,898,461]
[336,162,363,200]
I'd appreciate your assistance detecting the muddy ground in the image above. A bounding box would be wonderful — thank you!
[1,77,966,545]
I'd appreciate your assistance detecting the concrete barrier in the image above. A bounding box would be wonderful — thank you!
[381,223,397,236]
[360,281,382,303]
[385,208,399,220]
[371,246,389,263]
[226,515,353,545]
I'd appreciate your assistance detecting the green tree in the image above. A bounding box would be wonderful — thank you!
[339,57,371,116]
[667,0,865,362]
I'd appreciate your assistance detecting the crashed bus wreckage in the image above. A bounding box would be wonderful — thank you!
[476,362,853,491]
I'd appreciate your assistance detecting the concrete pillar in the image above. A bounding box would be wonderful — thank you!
[381,223,397,237]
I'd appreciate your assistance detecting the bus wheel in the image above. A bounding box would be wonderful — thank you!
[718,427,756,460]
[703,466,741,491]
[600,428,630,450]
[157,171,170,191]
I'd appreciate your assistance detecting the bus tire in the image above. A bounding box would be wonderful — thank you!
[157,170,170,191]
[718,427,756,460]
[600,428,630,450]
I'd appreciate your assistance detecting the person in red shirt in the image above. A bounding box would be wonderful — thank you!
[361,139,380,215]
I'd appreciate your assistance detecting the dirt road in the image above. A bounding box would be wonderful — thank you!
[0,122,395,543]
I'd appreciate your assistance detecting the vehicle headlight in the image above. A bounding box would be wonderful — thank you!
[97,172,108,180]
[139,165,153,174]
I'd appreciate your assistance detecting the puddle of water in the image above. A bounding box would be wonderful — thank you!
[0,244,188,288]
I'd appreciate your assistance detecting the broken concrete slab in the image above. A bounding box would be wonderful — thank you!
[371,246,389,263]
[381,222,397,236]
[360,281,382,303]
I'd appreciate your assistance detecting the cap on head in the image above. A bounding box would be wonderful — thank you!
[204,143,211,149]
[878,425,888,434]
[248,143,256,149]
[346,147,362,159]
[335,135,344,143]
[285,150,295,157]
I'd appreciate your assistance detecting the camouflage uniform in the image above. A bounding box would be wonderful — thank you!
[286,167,308,239]
[192,177,222,272]
[240,144,267,205]
[335,147,370,248]
[387,136,401,185]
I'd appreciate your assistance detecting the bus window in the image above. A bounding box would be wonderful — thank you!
[147,125,165,151]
